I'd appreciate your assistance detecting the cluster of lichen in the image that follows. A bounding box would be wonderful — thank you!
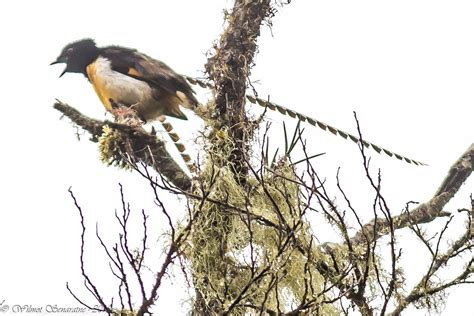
[111,309,137,316]
[98,125,130,170]
[183,154,340,314]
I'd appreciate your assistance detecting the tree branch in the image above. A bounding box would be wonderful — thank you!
[389,228,473,315]
[205,0,273,183]
[53,100,191,191]
[352,143,473,246]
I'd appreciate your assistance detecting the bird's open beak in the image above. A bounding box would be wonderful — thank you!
[50,57,67,77]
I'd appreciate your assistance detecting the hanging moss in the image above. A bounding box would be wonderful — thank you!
[183,157,341,314]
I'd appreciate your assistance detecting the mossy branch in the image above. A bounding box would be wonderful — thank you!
[205,0,273,183]
[53,100,191,191]
[191,0,279,313]
[352,143,473,246]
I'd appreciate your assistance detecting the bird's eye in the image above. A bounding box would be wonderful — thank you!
[66,47,74,55]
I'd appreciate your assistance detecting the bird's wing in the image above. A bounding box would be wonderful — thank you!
[101,46,198,108]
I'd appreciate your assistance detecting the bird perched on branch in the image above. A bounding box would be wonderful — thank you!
[51,39,425,166]
[51,38,198,122]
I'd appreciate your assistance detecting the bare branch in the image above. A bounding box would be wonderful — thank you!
[67,188,112,314]
[390,228,473,315]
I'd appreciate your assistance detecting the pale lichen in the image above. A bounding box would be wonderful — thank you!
[98,125,130,170]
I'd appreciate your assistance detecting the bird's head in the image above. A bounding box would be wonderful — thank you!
[51,39,99,77]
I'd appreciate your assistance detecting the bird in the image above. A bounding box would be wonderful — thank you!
[51,39,425,166]
[51,38,198,122]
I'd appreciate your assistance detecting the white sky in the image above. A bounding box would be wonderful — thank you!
[0,0,472,315]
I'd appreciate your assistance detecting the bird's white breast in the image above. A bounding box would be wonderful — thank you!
[87,56,153,110]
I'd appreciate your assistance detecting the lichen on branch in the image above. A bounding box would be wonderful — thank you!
[53,100,191,191]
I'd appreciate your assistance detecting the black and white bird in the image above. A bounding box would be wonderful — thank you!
[51,38,198,121]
